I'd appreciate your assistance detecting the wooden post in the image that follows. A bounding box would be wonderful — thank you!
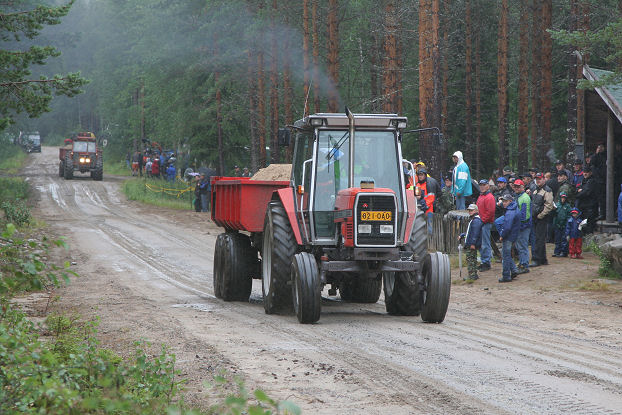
[606,113,615,223]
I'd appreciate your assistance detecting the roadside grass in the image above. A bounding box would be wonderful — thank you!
[577,280,613,292]
[123,177,195,210]
[104,160,132,176]
[0,144,27,173]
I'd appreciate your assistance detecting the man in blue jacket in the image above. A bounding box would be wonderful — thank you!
[461,203,483,281]
[451,150,472,210]
[498,194,521,283]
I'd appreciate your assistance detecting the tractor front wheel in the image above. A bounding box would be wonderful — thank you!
[420,252,451,323]
[93,157,103,181]
[219,233,253,302]
[64,154,73,179]
[292,252,321,324]
[383,271,421,316]
[261,201,296,314]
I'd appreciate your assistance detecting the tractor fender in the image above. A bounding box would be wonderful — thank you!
[275,187,303,245]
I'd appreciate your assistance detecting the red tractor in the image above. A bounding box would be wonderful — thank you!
[59,132,103,180]
[211,111,450,324]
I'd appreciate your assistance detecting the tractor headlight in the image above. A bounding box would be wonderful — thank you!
[79,157,86,163]
[358,224,372,234]
[85,158,91,163]
[380,225,393,234]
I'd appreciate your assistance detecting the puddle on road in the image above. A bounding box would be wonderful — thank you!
[171,303,218,312]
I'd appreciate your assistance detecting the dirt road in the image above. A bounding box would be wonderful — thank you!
[23,147,622,414]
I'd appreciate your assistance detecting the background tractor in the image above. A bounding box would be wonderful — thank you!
[59,132,103,180]
[211,110,451,324]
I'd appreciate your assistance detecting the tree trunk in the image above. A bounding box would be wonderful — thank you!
[530,0,542,168]
[327,0,339,112]
[541,0,552,163]
[576,2,590,148]
[418,0,441,176]
[567,0,578,163]
[248,49,258,173]
[303,0,310,116]
[312,0,321,113]
[257,1,266,168]
[270,0,279,164]
[475,27,482,177]
[497,0,509,174]
[440,0,450,174]
[382,0,398,113]
[465,0,473,166]
[518,0,530,172]
[283,11,293,161]
[370,31,379,112]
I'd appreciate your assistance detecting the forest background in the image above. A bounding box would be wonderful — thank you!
[5,0,622,179]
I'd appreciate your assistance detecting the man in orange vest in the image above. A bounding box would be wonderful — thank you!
[416,168,436,233]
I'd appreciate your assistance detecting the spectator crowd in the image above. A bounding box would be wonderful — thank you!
[404,144,622,284]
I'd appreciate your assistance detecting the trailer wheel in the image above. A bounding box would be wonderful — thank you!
[58,162,64,177]
[420,252,451,323]
[213,233,225,299]
[262,201,296,314]
[383,271,421,316]
[340,275,382,303]
[220,233,253,302]
[64,153,73,179]
[291,252,321,324]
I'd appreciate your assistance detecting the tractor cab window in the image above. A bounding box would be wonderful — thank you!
[73,141,96,153]
[313,130,404,240]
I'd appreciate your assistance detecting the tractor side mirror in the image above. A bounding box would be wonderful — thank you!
[278,128,291,147]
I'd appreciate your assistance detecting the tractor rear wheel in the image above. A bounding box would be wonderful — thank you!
[261,200,296,314]
[420,252,451,323]
[213,233,225,299]
[292,252,321,324]
[220,233,253,302]
[339,275,382,303]
[63,154,73,179]
[383,208,427,315]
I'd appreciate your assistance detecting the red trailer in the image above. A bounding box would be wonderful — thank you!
[210,111,450,324]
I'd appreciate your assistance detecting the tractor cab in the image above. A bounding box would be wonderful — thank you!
[291,111,413,249]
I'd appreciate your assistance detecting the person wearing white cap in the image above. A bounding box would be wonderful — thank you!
[459,203,482,281]
[451,151,472,210]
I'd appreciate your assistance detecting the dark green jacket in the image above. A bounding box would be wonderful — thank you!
[553,201,572,229]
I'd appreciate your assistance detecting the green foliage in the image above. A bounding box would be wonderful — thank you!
[0,177,30,204]
[0,301,189,414]
[122,178,194,210]
[0,0,88,131]
[1,201,31,226]
[208,376,301,415]
[0,223,75,295]
[586,241,621,280]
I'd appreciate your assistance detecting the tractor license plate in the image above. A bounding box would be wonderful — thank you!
[360,211,392,221]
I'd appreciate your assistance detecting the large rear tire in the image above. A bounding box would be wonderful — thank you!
[220,233,253,302]
[213,233,225,299]
[340,275,382,303]
[64,153,73,179]
[261,201,296,314]
[384,209,427,315]
[420,252,451,323]
[291,252,321,324]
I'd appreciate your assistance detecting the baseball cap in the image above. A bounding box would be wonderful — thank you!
[466,203,478,211]
[496,177,507,183]
[571,208,579,214]
[583,166,592,173]
[503,165,511,171]
[417,168,427,175]
[514,179,525,186]
[555,159,563,164]
[535,172,544,179]
[529,167,537,172]
[558,170,568,176]
[574,159,583,165]
[478,179,488,185]
[501,194,514,201]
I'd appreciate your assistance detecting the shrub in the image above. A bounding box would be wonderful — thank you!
[586,241,621,280]
[1,201,31,226]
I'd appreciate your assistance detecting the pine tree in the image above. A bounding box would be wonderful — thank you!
[0,1,87,130]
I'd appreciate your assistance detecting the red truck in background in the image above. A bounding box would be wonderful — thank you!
[59,132,103,180]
